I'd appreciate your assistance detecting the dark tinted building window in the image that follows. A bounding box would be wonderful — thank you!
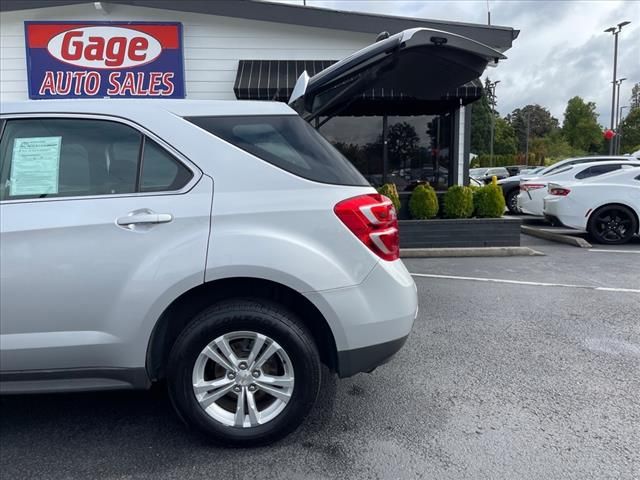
[320,114,454,190]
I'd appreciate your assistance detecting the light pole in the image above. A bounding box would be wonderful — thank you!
[605,21,631,155]
[617,105,629,154]
[487,79,500,166]
[524,111,531,166]
[614,77,626,154]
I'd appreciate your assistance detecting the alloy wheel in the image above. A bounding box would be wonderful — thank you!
[192,331,295,428]
[594,208,632,243]
[507,190,519,213]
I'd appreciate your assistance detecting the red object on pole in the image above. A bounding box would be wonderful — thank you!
[603,129,616,140]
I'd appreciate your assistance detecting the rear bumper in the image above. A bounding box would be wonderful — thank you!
[305,259,418,377]
[518,195,544,216]
[544,198,587,231]
[337,335,408,378]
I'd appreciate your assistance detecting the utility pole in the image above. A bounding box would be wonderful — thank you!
[486,79,500,167]
[617,105,628,154]
[614,77,626,155]
[604,21,630,154]
[524,111,530,165]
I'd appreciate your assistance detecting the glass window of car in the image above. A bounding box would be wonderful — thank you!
[487,168,506,178]
[0,118,141,200]
[140,138,193,192]
[186,115,368,186]
[544,166,574,177]
[574,164,622,180]
[0,118,194,201]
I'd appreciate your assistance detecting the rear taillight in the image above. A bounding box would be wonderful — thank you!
[548,187,571,196]
[334,194,399,261]
[520,183,546,192]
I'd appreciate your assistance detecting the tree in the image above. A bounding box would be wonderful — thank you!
[619,107,640,153]
[529,130,584,162]
[493,117,517,155]
[506,105,560,153]
[371,121,420,171]
[470,93,492,154]
[561,96,602,152]
[630,82,640,112]
[470,78,500,155]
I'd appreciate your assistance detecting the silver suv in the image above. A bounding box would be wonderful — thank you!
[0,99,417,444]
[0,28,503,445]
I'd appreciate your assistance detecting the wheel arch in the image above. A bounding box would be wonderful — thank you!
[145,277,338,382]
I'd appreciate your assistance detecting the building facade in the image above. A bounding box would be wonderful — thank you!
[0,0,518,189]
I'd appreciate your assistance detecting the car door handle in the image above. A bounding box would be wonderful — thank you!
[117,213,173,226]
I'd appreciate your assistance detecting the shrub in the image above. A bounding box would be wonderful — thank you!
[443,185,474,218]
[409,184,439,219]
[378,183,400,212]
[474,183,506,218]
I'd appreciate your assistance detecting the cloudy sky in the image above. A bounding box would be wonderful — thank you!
[272,0,639,128]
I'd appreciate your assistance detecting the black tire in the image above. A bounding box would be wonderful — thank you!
[167,298,321,446]
[506,189,520,214]
[587,204,638,245]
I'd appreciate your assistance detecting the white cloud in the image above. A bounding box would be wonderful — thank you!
[269,0,640,126]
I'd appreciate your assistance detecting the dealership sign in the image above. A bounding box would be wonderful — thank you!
[24,21,185,99]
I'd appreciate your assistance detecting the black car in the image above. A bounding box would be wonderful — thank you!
[505,165,528,176]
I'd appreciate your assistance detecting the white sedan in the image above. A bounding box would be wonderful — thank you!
[543,167,640,244]
[517,160,640,216]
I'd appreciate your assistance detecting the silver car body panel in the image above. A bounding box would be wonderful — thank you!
[0,99,417,393]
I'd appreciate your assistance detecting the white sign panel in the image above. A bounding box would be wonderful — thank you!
[10,136,62,196]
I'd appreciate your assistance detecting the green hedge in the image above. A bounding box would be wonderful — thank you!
[377,183,400,212]
[409,184,439,219]
[443,185,474,218]
[473,183,506,218]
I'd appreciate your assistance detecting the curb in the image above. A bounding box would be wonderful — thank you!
[520,225,592,248]
[400,246,544,258]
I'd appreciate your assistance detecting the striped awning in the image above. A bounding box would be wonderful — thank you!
[233,60,482,115]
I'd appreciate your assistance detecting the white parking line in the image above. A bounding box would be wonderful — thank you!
[588,249,640,254]
[410,272,640,294]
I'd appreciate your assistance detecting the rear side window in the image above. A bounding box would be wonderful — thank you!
[545,166,573,176]
[575,164,621,180]
[141,139,193,192]
[186,115,368,186]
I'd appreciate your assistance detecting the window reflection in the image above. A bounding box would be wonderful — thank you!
[319,114,453,190]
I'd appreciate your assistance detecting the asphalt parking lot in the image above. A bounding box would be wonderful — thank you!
[1,235,638,480]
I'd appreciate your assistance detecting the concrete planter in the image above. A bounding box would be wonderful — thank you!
[399,217,521,248]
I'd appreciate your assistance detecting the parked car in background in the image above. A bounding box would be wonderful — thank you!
[544,167,640,244]
[519,166,545,176]
[505,165,528,176]
[469,167,488,180]
[518,160,640,216]
[470,167,510,183]
[498,156,635,214]
[469,176,483,187]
